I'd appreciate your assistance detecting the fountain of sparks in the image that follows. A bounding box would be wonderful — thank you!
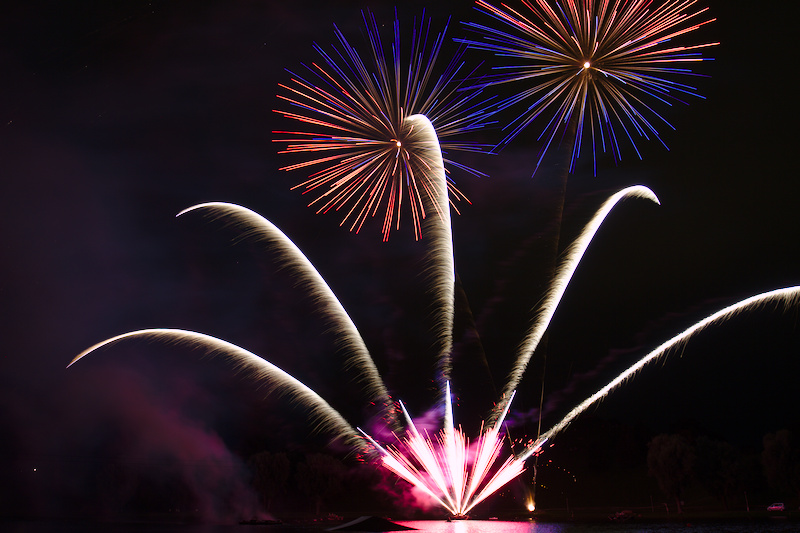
[358,384,545,518]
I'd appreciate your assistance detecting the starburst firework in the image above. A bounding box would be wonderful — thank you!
[274,10,495,241]
[460,0,718,174]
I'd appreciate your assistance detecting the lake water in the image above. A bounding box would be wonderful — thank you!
[4,520,799,533]
[398,520,799,533]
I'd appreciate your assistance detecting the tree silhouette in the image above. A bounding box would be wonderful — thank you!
[694,436,741,510]
[762,429,800,500]
[647,433,694,513]
[249,451,290,512]
[295,453,346,516]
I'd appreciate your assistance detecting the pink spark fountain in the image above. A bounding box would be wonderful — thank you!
[359,384,543,517]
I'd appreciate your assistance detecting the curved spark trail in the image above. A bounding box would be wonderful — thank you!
[494,185,660,417]
[518,286,800,460]
[274,10,495,240]
[68,328,365,449]
[407,114,456,387]
[176,201,398,430]
[460,0,718,174]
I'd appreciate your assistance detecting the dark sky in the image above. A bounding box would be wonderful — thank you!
[1,0,798,519]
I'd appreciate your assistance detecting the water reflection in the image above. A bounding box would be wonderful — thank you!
[398,521,562,533]
[6,520,800,533]
[395,520,800,533]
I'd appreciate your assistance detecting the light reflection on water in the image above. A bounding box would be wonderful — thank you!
[398,520,562,533]
[5,520,800,533]
[396,520,800,533]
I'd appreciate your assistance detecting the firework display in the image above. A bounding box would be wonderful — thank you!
[68,1,800,519]
[71,129,800,514]
[274,10,495,240]
[72,173,800,513]
[460,0,718,174]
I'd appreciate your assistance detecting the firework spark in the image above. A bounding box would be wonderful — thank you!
[68,328,365,449]
[176,201,400,430]
[460,0,718,174]
[408,114,456,388]
[274,10,495,240]
[492,184,660,418]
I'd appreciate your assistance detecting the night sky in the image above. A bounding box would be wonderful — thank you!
[1,0,798,520]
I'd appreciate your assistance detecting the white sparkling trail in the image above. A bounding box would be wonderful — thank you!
[68,328,364,448]
[176,202,398,429]
[522,286,800,457]
[406,114,456,389]
[497,185,660,414]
